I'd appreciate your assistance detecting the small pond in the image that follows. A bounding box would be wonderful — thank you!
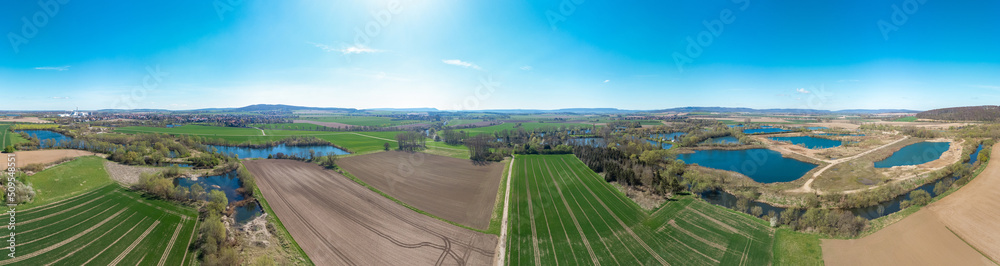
[651,132,686,142]
[173,170,262,224]
[677,148,817,183]
[208,144,349,159]
[969,144,984,165]
[874,142,950,168]
[743,127,790,134]
[16,130,72,148]
[645,140,673,149]
[768,136,842,149]
[805,127,828,130]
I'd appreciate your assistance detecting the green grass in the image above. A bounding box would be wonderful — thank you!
[0,124,29,149]
[506,154,775,265]
[117,125,263,136]
[893,116,918,122]
[3,182,198,265]
[773,229,823,265]
[464,122,597,136]
[299,116,424,127]
[448,119,485,126]
[486,158,513,235]
[18,156,116,210]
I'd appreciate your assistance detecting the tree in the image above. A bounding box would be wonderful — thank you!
[384,142,391,151]
[2,146,13,153]
[191,183,206,201]
[751,206,763,217]
[207,190,228,214]
[908,190,932,207]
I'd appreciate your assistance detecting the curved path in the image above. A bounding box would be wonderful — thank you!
[788,136,909,194]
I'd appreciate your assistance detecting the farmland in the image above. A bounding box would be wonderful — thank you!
[1,124,29,148]
[506,155,775,265]
[338,151,506,230]
[299,115,424,127]
[464,122,598,136]
[0,157,198,266]
[116,125,264,136]
[245,159,498,265]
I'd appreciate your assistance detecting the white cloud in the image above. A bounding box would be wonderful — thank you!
[520,66,533,71]
[838,79,860,83]
[36,66,70,71]
[796,88,810,94]
[50,96,70,99]
[604,80,610,83]
[308,42,381,55]
[442,59,481,70]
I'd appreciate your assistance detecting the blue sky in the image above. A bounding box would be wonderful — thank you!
[2,0,999,111]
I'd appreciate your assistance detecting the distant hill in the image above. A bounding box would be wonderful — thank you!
[366,108,440,112]
[233,104,356,112]
[654,107,920,115]
[471,108,638,114]
[916,105,1000,121]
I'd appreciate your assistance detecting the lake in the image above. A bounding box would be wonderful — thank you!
[16,130,72,148]
[651,132,686,142]
[815,133,865,137]
[874,142,950,168]
[702,136,741,145]
[806,127,828,130]
[969,143,984,165]
[769,136,842,149]
[677,148,817,183]
[208,144,349,159]
[645,140,673,149]
[743,127,790,134]
[173,170,262,224]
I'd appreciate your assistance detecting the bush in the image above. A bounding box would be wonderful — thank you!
[909,190,932,207]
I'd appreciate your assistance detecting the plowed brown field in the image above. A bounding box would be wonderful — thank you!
[822,144,1000,265]
[13,149,96,167]
[245,159,497,266]
[339,151,505,230]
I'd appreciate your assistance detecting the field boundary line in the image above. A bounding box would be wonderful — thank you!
[158,219,185,266]
[0,208,126,265]
[44,212,138,266]
[523,159,542,266]
[534,158,580,265]
[558,157,668,266]
[667,220,727,251]
[18,184,112,214]
[180,218,199,266]
[22,197,118,234]
[665,232,719,263]
[539,157,601,266]
[493,156,514,266]
[110,219,161,266]
[81,216,149,265]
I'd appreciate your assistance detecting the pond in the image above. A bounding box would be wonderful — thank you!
[743,127,790,134]
[651,132,686,142]
[805,127,828,130]
[645,140,673,149]
[207,144,349,159]
[702,136,741,145]
[677,148,817,183]
[873,142,950,168]
[969,144,984,165]
[173,170,262,224]
[815,133,865,137]
[16,130,72,148]
[768,136,842,149]
[567,137,606,147]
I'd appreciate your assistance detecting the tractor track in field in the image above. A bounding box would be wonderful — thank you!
[524,161,543,266]
[44,212,138,266]
[81,216,149,265]
[540,158,601,266]
[532,159,580,265]
[22,198,117,234]
[109,219,161,266]
[0,209,126,265]
[547,159,621,265]
[21,194,107,225]
[558,157,668,266]
[18,185,110,214]
[158,219,185,266]
[527,159,561,265]
[180,218,198,266]
[21,203,122,247]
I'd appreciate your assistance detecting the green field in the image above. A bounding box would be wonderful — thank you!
[114,125,469,158]
[893,116,918,122]
[465,122,597,136]
[17,156,116,210]
[1,158,198,266]
[447,119,485,127]
[299,116,424,127]
[506,155,775,265]
[1,124,29,148]
[117,125,263,136]
[773,229,824,265]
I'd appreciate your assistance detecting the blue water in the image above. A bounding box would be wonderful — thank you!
[651,132,686,142]
[645,140,673,149]
[815,133,865,137]
[743,127,790,134]
[173,170,262,223]
[874,142,950,168]
[16,130,72,148]
[677,149,817,183]
[567,137,606,147]
[969,144,984,165]
[806,127,828,130]
[703,136,740,145]
[769,136,842,149]
[208,144,349,159]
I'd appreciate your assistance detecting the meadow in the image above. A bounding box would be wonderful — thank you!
[1,124,30,148]
[464,122,597,136]
[298,116,424,127]
[507,155,777,266]
[1,157,198,266]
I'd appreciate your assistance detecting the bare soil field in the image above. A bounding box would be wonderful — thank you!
[0,117,52,123]
[13,149,96,167]
[822,144,1000,265]
[338,151,505,230]
[292,119,354,129]
[103,161,161,185]
[245,159,497,266]
[790,120,861,130]
[868,121,974,129]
